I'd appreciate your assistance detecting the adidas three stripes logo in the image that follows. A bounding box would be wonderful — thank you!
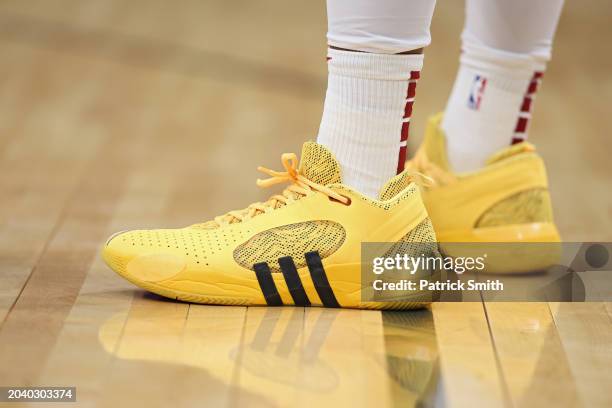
[253,251,340,308]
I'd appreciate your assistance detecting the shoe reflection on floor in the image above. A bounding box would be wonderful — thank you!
[98,298,440,406]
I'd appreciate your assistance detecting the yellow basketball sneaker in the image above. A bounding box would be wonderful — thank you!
[407,113,561,273]
[103,142,439,309]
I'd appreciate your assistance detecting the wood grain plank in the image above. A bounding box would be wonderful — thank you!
[0,55,119,387]
[0,43,105,324]
[232,308,395,407]
[296,309,392,407]
[31,170,175,406]
[232,307,304,407]
[381,309,439,407]
[180,305,248,404]
[432,302,507,408]
[484,302,580,407]
[0,35,181,386]
[96,294,190,407]
[549,302,612,407]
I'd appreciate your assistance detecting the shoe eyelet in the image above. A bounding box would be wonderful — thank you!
[329,194,351,206]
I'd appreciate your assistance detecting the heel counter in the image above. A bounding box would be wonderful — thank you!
[476,152,554,228]
[476,188,554,228]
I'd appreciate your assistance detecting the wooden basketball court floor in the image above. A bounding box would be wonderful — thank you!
[0,1,611,406]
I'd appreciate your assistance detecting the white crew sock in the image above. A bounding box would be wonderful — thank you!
[441,0,563,173]
[441,49,545,173]
[317,48,423,199]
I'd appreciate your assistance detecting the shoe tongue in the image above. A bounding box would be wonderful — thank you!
[298,142,342,185]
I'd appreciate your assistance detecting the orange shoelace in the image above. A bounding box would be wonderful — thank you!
[213,153,349,226]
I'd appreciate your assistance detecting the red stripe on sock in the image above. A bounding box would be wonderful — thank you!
[397,71,420,174]
[515,117,528,133]
[520,97,532,112]
[403,102,413,119]
[401,122,410,141]
[406,82,417,99]
[397,146,407,173]
[511,71,543,145]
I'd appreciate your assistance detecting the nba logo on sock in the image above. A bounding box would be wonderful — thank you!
[467,75,487,110]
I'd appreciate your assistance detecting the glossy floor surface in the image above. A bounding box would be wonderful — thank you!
[0,1,611,407]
